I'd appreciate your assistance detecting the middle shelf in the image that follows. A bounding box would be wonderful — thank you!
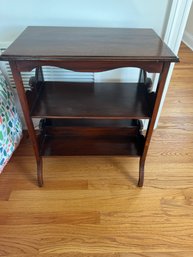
[28,81,153,119]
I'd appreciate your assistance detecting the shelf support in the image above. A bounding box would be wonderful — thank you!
[9,61,43,187]
[138,62,170,187]
[138,69,147,84]
[35,66,44,82]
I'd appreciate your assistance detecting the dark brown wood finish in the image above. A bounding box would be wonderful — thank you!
[9,62,43,187]
[0,27,179,187]
[138,62,170,187]
[38,119,144,156]
[1,27,178,62]
[29,82,152,119]
[13,59,164,73]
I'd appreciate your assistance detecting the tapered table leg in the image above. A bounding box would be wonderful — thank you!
[10,61,43,187]
[37,158,43,187]
[138,158,145,187]
[137,63,170,187]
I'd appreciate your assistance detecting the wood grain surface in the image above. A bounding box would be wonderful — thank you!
[1,27,178,62]
[0,43,192,256]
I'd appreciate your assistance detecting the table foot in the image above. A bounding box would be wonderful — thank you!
[138,159,145,187]
[37,159,43,187]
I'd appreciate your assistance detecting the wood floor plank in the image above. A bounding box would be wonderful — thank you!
[1,223,193,253]
[0,211,100,225]
[0,237,39,256]
[0,195,161,213]
[2,252,193,257]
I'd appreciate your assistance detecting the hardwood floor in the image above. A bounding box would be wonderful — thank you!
[0,43,193,256]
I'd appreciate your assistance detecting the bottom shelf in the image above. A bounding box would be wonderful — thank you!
[39,119,145,157]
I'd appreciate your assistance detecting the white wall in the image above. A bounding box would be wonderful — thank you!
[183,2,193,50]
[1,0,170,45]
[0,0,172,83]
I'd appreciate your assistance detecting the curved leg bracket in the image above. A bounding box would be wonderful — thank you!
[37,158,43,187]
[138,158,145,187]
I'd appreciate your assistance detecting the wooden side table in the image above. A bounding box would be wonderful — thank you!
[0,26,179,187]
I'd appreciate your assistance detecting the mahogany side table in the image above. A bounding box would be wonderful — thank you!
[0,26,179,187]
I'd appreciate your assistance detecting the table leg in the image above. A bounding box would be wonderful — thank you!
[138,62,170,187]
[10,61,43,187]
[138,158,145,187]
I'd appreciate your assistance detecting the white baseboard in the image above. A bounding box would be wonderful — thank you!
[183,30,193,50]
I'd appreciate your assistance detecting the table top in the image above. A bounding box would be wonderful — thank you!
[0,26,178,62]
